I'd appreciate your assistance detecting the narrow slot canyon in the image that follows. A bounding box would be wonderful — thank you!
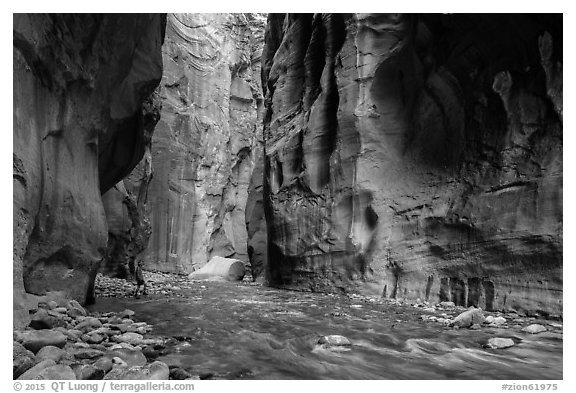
[13,13,563,381]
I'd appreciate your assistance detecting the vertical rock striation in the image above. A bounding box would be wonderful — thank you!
[13,14,166,327]
[103,14,266,275]
[261,14,562,315]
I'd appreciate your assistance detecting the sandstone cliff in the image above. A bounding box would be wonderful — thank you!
[260,14,562,315]
[13,14,166,327]
[103,13,266,275]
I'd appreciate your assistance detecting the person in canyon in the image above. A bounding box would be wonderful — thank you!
[133,257,148,298]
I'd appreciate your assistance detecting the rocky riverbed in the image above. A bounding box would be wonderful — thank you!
[14,270,563,380]
[94,271,258,298]
[13,271,259,380]
[13,295,199,380]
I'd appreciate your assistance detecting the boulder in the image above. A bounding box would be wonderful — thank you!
[318,335,352,346]
[13,341,35,359]
[116,309,135,319]
[82,333,106,345]
[34,364,76,380]
[188,256,245,281]
[451,308,485,328]
[29,308,67,330]
[94,357,114,374]
[148,361,170,380]
[103,361,169,380]
[113,332,144,346]
[18,330,67,353]
[12,341,36,379]
[71,348,105,360]
[66,300,88,318]
[35,345,67,363]
[522,324,547,334]
[75,317,103,332]
[13,357,35,379]
[170,367,193,380]
[315,335,352,352]
[17,359,56,380]
[73,364,105,380]
[104,366,146,380]
[487,337,515,349]
[105,348,147,368]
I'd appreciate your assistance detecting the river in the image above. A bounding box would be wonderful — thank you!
[89,280,563,380]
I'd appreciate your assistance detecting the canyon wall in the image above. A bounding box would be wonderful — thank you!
[103,13,266,275]
[260,14,563,315]
[13,14,166,327]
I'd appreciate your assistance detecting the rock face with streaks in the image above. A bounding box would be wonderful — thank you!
[260,14,562,315]
[103,13,266,275]
[13,14,166,327]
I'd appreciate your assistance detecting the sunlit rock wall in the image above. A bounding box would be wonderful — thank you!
[13,14,166,327]
[261,13,562,315]
[127,13,266,274]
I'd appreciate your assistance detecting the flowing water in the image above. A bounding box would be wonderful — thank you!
[89,281,562,380]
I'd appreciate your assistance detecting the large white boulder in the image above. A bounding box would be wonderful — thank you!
[188,256,246,281]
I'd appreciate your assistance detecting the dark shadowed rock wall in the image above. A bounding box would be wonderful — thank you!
[260,14,562,315]
[103,13,266,275]
[13,14,166,328]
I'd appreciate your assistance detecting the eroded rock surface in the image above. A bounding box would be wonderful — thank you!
[260,14,562,315]
[13,14,166,327]
[102,13,266,275]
